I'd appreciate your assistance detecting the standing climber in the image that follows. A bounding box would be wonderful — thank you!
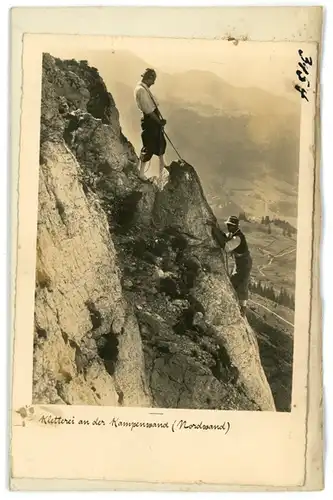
[134,68,167,187]
[224,215,252,316]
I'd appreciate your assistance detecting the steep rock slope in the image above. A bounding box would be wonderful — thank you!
[34,54,275,411]
[34,55,150,407]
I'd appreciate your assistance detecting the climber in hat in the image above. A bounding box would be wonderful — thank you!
[224,215,252,316]
[134,68,167,187]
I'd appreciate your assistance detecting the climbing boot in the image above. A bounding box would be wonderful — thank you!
[240,305,247,317]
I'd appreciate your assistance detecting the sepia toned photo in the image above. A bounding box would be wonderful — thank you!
[10,5,323,491]
[33,39,304,413]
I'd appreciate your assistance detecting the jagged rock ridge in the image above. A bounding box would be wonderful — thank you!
[34,53,275,411]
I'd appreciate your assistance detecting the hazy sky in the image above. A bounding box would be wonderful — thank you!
[108,37,300,100]
[52,36,301,101]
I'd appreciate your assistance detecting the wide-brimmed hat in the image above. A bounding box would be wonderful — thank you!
[225,215,239,226]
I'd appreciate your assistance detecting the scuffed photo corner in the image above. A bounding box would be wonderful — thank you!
[9,4,324,491]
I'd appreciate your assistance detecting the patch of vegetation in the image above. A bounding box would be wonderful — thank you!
[249,280,295,310]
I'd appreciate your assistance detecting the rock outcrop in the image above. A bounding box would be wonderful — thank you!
[33,53,275,411]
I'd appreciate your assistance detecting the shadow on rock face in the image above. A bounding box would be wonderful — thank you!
[113,191,143,231]
[158,276,181,299]
[95,331,119,377]
[153,160,217,241]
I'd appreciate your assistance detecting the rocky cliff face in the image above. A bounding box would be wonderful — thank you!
[33,54,275,411]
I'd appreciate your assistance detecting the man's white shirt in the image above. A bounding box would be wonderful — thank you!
[134,81,159,115]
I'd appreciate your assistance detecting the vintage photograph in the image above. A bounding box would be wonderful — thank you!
[33,37,304,413]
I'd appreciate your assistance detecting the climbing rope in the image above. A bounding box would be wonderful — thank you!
[163,129,185,164]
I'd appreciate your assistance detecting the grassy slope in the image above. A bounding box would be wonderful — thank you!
[246,295,294,412]
[237,220,297,296]
[248,294,295,332]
